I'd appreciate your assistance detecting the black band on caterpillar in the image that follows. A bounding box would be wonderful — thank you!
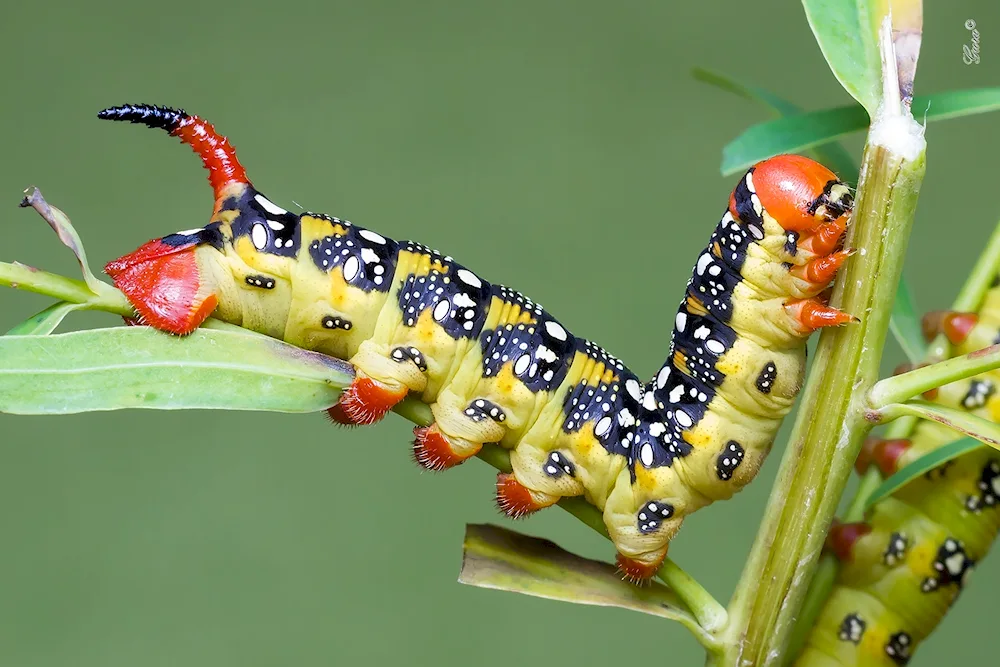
[99,105,855,581]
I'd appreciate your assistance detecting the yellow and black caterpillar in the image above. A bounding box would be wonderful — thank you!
[795,289,1000,665]
[100,103,855,579]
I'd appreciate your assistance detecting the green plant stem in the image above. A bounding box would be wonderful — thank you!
[869,343,1000,407]
[870,401,1000,449]
[2,263,730,636]
[715,127,926,664]
[0,261,129,313]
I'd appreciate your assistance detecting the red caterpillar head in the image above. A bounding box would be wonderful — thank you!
[730,154,853,232]
[100,104,251,334]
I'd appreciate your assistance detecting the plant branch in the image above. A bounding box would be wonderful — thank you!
[869,401,1000,450]
[868,343,1000,408]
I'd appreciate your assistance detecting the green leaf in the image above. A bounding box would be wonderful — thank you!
[722,106,868,177]
[4,301,83,335]
[691,67,858,182]
[459,524,717,649]
[721,88,1000,177]
[0,327,353,415]
[864,437,982,510]
[802,0,883,115]
[876,401,1000,452]
[691,67,802,117]
[888,275,925,364]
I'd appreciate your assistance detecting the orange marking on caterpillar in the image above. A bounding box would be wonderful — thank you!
[104,239,217,335]
[616,551,665,583]
[800,217,849,255]
[751,154,851,232]
[412,424,477,470]
[785,298,857,331]
[790,250,853,285]
[326,377,407,426]
[495,473,553,518]
[827,520,872,562]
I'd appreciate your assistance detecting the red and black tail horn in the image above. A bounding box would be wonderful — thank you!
[98,104,251,201]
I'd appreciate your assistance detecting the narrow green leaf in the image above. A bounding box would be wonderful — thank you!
[4,301,83,335]
[722,106,868,177]
[19,187,104,294]
[802,0,882,115]
[721,88,1000,176]
[876,401,1000,452]
[0,327,353,415]
[459,524,717,649]
[864,437,982,510]
[888,275,925,364]
[691,67,802,117]
[691,67,858,182]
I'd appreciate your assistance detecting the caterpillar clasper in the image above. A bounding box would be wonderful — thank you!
[100,103,855,580]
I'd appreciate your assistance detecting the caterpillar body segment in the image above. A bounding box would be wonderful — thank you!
[99,104,854,579]
[795,279,1000,666]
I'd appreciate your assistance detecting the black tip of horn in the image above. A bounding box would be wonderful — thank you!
[97,103,187,133]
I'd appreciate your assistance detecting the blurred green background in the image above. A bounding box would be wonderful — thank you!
[1,1,998,665]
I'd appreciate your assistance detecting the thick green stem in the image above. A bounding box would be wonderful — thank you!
[0,261,129,313]
[715,127,926,664]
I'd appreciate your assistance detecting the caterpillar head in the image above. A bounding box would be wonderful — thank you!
[731,154,853,232]
[99,104,253,334]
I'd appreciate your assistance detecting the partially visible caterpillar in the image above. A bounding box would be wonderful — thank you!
[98,103,854,580]
[794,293,1000,665]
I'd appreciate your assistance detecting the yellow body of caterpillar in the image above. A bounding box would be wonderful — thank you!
[100,104,855,580]
[794,280,1000,666]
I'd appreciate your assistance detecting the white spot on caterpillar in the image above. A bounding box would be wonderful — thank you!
[675,312,687,332]
[433,299,451,322]
[251,223,268,250]
[453,293,476,308]
[359,229,386,244]
[668,385,684,403]
[693,325,710,340]
[266,219,285,231]
[457,268,482,287]
[744,171,755,193]
[513,353,532,376]
[360,248,380,264]
[751,193,763,216]
[594,416,612,437]
[675,410,693,428]
[648,422,666,437]
[626,378,642,401]
[639,443,654,467]
[642,391,657,410]
[696,253,713,276]
[708,264,722,276]
[617,408,635,427]
[342,255,361,282]
[544,320,567,341]
[255,194,287,215]
[706,339,726,355]
[174,228,203,236]
[656,366,671,389]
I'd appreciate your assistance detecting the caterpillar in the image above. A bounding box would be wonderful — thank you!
[98,103,854,580]
[794,292,1000,665]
